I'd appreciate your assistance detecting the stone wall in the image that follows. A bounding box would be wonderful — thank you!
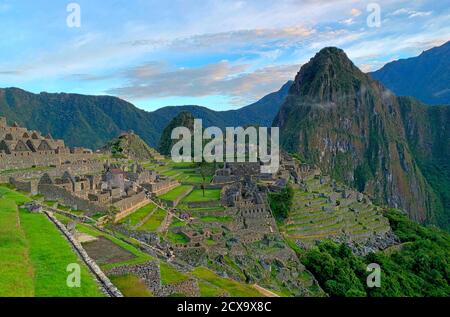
[0,160,103,183]
[38,184,105,214]
[113,191,148,213]
[187,200,221,209]
[114,194,150,222]
[43,208,123,297]
[9,177,38,195]
[0,152,99,170]
[107,261,200,297]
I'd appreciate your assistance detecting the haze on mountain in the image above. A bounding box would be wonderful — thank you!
[273,47,450,230]
[371,40,450,105]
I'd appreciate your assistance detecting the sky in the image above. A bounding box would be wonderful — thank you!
[0,0,449,111]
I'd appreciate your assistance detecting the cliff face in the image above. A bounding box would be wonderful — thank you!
[274,47,447,226]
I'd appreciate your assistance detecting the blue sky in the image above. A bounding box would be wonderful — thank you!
[0,0,449,111]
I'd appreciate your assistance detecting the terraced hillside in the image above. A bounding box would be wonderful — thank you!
[281,175,391,248]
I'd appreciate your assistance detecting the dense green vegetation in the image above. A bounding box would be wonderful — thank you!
[302,209,450,297]
[268,186,293,220]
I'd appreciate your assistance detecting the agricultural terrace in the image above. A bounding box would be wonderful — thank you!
[158,185,193,202]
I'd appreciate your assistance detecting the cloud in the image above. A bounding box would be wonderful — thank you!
[389,8,433,19]
[107,61,299,105]
[341,18,355,26]
[125,26,315,53]
[350,8,362,17]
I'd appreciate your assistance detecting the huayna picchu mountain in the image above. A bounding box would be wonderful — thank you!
[274,47,450,230]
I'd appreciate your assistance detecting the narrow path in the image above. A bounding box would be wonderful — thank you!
[253,284,280,297]
[158,211,173,234]
[132,206,158,230]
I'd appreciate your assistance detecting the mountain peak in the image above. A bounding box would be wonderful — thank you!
[290,47,368,103]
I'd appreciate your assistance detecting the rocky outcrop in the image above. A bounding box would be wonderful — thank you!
[107,261,200,297]
[333,230,400,257]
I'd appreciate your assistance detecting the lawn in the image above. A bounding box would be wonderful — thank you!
[108,274,152,297]
[20,209,103,297]
[182,189,221,203]
[160,262,188,285]
[0,186,103,297]
[118,203,157,227]
[0,190,34,296]
[138,209,166,232]
[192,267,262,297]
[158,185,192,201]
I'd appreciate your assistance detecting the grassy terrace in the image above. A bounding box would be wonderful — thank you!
[160,262,189,285]
[0,186,103,297]
[138,208,166,232]
[158,185,193,202]
[182,189,221,203]
[281,176,390,243]
[118,202,158,227]
[191,267,262,297]
[108,274,153,297]
[54,212,153,271]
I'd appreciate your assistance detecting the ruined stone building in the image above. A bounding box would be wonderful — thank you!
[222,177,277,243]
[0,116,95,170]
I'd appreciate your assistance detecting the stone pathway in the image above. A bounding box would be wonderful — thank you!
[158,212,173,234]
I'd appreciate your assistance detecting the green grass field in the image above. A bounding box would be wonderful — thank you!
[160,262,188,285]
[158,185,192,202]
[182,189,221,203]
[0,186,103,297]
[191,267,261,297]
[138,209,166,232]
[108,274,152,297]
[119,203,157,227]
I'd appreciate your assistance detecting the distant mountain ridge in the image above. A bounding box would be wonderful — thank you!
[0,81,292,150]
[371,40,450,105]
[274,47,450,230]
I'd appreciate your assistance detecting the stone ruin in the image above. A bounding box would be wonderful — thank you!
[0,116,96,170]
